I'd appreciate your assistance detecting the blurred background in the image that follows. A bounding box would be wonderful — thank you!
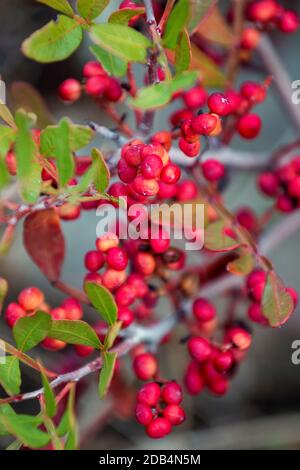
[1,0,300,450]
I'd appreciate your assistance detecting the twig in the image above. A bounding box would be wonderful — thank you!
[89,122,127,146]
[225,0,247,86]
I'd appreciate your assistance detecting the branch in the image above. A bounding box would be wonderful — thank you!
[0,314,177,405]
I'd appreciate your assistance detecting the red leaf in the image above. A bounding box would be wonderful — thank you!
[23,209,65,281]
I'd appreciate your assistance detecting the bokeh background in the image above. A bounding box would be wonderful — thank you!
[1,0,300,449]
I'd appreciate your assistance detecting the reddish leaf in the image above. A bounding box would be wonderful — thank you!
[23,209,65,281]
[227,252,254,276]
[205,220,241,252]
[262,271,294,327]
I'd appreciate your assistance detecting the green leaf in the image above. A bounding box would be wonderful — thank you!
[10,82,55,129]
[129,71,198,110]
[0,102,15,127]
[13,311,52,352]
[49,320,102,348]
[0,356,21,396]
[205,220,241,252]
[37,0,74,16]
[90,23,151,63]
[22,15,83,63]
[15,110,41,204]
[68,122,94,151]
[0,414,49,449]
[0,126,16,158]
[0,404,16,436]
[0,159,10,189]
[104,321,122,350]
[40,363,57,418]
[175,28,191,74]
[190,44,225,87]
[188,0,215,34]
[84,282,117,326]
[91,148,110,192]
[262,272,294,327]
[77,0,109,20]
[90,44,127,77]
[227,252,254,276]
[98,352,117,399]
[108,7,145,25]
[40,118,73,187]
[163,0,190,50]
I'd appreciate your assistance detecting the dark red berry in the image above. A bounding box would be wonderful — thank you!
[188,337,212,363]
[137,382,161,406]
[193,298,216,322]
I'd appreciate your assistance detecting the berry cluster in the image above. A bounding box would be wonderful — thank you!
[246,270,298,325]
[135,381,185,439]
[5,288,85,353]
[258,157,300,213]
[185,324,251,397]
[59,61,123,103]
[117,138,181,200]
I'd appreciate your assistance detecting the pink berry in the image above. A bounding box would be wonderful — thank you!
[140,154,163,179]
[137,382,161,406]
[191,113,218,135]
[146,417,171,439]
[83,61,105,77]
[160,164,181,184]
[213,350,234,372]
[61,298,83,320]
[85,75,109,97]
[74,344,94,357]
[135,403,153,426]
[161,382,183,405]
[106,247,128,271]
[258,172,279,196]
[208,92,231,116]
[18,287,44,311]
[133,353,158,381]
[237,114,261,139]
[179,137,200,157]
[117,306,134,328]
[188,337,212,363]
[201,159,225,182]
[163,405,186,426]
[59,79,81,102]
[278,10,299,33]
[5,303,26,328]
[193,298,216,322]
[183,86,207,109]
[84,250,105,272]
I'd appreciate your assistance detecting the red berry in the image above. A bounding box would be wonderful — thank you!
[207,376,229,396]
[208,92,231,116]
[96,233,119,252]
[158,180,178,199]
[179,137,200,157]
[181,120,199,143]
[50,307,67,320]
[237,114,261,139]
[247,303,268,325]
[137,382,161,406]
[151,131,172,151]
[160,163,181,184]
[5,303,26,328]
[106,247,128,271]
[176,180,198,201]
[278,10,299,33]
[288,177,300,198]
[140,154,163,179]
[133,353,158,381]
[170,109,194,127]
[135,252,156,276]
[183,86,207,109]
[213,350,234,372]
[115,284,135,307]
[236,207,257,232]
[247,0,280,23]
[163,405,185,426]
[42,337,66,351]
[276,194,294,213]
[6,151,17,175]
[146,417,171,439]
[59,79,81,102]
[102,269,127,290]
[161,382,183,405]
[104,78,122,102]
[118,158,137,183]
[74,344,94,357]
[117,306,134,328]
[61,298,83,320]
[258,172,279,196]
[240,27,260,50]
[240,81,266,104]
[193,298,216,323]
[226,326,252,351]
[123,145,142,167]
[201,159,225,182]
[150,229,170,254]
[191,113,218,135]
[85,75,109,97]
[84,250,105,272]
[18,287,44,311]
[188,337,212,363]
[83,61,105,77]
[184,362,204,395]
[84,272,102,287]
[132,175,159,196]
[127,273,148,297]
[135,404,153,426]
